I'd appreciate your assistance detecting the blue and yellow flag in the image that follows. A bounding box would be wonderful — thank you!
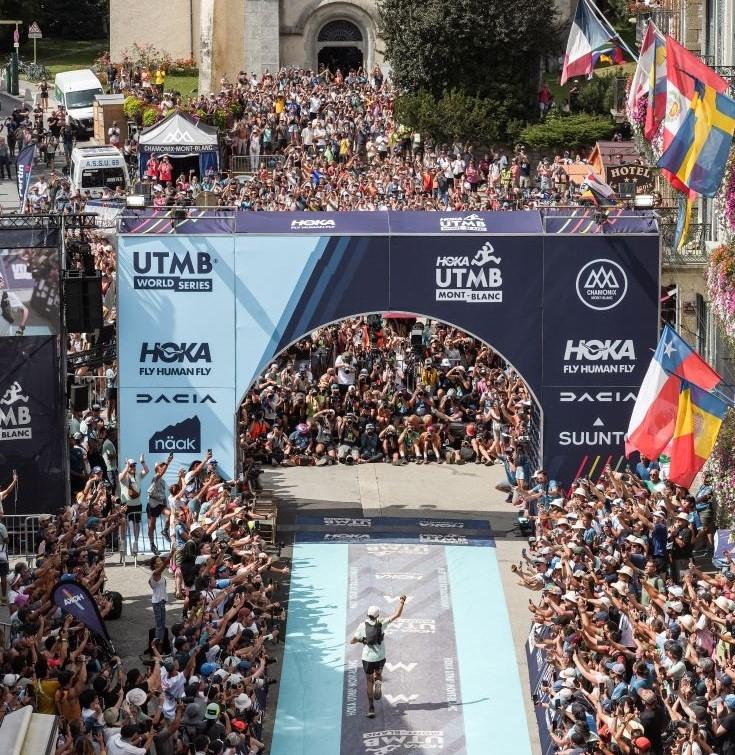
[669,380,728,488]
[658,78,735,248]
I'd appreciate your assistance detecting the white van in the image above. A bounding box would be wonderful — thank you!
[70,146,130,197]
[53,69,104,136]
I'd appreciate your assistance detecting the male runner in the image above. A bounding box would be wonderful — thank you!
[350,595,407,718]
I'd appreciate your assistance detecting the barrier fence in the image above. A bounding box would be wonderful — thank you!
[525,624,554,755]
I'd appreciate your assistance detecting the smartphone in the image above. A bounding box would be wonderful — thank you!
[207,448,212,455]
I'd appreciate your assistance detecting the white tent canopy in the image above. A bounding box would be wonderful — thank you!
[138,111,219,154]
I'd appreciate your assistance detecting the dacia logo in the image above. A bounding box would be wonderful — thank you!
[559,391,637,403]
[564,340,635,361]
[136,393,217,404]
[139,342,212,364]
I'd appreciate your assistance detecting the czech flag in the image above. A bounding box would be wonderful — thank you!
[561,0,624,85]
[626,324,721,459]
[668,381,728,488]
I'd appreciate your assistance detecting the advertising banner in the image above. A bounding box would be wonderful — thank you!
[118,211,659,488]
[118,236,236,479]
[0,336,65,515]
[388,234,543,393]
[542,234,659,484]
[0,225,60,337]
[51,580,110,641]
[15,144,35,209]
[525,626,555,755]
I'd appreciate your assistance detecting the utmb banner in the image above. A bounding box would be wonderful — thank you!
[117,211,659,487]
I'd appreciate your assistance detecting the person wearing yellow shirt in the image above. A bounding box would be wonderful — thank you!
[275,96,285,115]
[154,67,166,94]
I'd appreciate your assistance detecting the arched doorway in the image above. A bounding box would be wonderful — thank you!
[317,19,364,73]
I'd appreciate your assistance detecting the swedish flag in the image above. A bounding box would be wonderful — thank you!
[658,78,735,248]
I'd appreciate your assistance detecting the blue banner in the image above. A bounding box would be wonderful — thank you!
[15,144,34,209]
[51,580,110,641]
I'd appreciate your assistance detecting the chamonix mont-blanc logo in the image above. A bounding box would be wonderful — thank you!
[575,258,628,311]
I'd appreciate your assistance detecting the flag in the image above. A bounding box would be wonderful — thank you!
[51,580,111,642]
[561,0,625,85]
[668,381,728,488]
[644,29,668,139]
[579,171,617,205]
[627,23,660,117]
[659,78,735,246]
[660,36,728,196]
[626,324,721,459]
[15,144,34,210]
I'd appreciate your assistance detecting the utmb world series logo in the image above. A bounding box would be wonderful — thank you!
[434,242,503,303]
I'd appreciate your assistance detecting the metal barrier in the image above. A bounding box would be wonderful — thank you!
[3,515,42,565]
[0,621,13,649]
[229,154,285,175]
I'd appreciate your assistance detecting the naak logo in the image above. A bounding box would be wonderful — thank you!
[290,219,336,230]
[0,381,32,441]
[148,415,201,453]
[139,342,212,377]
[559,390,637,403]
[132,250,214,292]
[136,393,216,404]
[559,416,626,447]
[434,241,502,303]
[439,213,487,232]
[563,339,636,375]
[576,258,628,310]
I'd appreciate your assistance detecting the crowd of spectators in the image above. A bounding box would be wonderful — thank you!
[28,431,287,754]
[238,316,537,470]
[513,460,734,755]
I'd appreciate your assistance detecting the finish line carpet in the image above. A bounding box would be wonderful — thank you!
[271,517,531,755]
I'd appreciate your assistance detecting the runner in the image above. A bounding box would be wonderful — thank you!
[350,595,407,718]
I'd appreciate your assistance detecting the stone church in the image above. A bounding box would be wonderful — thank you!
[110,0,383,94]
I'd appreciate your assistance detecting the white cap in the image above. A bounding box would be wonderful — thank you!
[367,605,380,619]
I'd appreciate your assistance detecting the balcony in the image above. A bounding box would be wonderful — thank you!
[634,8,676,41]
[714,66,735,92]
[659,221,709,265]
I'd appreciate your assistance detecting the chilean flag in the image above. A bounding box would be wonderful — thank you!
[561,0,624,85]
[626,324,721,459]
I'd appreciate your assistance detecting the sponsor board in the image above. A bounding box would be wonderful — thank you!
[559,390,637,403]
[558,415,626,447]
[136,393,216,404]
[323,517,372,527]
[290,219,336,230]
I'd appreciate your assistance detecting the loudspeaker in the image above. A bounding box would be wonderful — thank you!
[64,275,103,333]
[70,383,90,412]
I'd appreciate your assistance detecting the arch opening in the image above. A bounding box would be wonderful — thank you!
[236,313,542,479]
[317,19,365,73]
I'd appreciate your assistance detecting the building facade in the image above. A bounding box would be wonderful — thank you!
[110,0,384,94]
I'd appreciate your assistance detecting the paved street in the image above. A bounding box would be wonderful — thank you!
[94,463,538,752]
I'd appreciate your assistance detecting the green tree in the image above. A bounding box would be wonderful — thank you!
[378,0,559,138]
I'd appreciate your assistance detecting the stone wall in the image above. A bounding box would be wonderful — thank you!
[110,0,201,63]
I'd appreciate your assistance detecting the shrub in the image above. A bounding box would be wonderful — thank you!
[519,112,615,152]
[142,107,159,127]
[574,73,616,115]
[123,96,143,120]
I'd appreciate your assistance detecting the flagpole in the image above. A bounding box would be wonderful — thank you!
[583,0,640,62]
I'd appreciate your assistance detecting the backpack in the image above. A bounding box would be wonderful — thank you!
[364,621,384,647]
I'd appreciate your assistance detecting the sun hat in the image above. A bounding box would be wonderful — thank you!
[618,565,634,578]
[367,605,380,619]
[234,693,252,711]
[125,688,147,706]
[182,702,203,725]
